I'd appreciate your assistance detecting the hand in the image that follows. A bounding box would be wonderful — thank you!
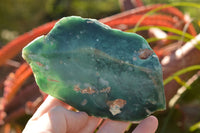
[23,95,158,133]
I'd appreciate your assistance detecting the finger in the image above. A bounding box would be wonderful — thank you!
[31,95,70,120]
[78,117,102,133]
[132,116,158,133]
[47,106,89,133]
[97,119,130,133]
[24,106,89,133]
[23,110,56,133]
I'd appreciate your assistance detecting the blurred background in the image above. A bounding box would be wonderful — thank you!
[1,0,200,45]
[0,0,120,46]
[1,0,200,132]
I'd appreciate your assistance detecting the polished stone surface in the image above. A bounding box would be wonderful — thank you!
[22,16,165,121]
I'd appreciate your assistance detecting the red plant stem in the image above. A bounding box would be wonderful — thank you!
[100,4,197,36]
[4,82,41,113]
[0,21,57,66]
[3,83,42,124]
[104,15,177,30]
[3,123,11,133]
[100,4,182,23]
[15,63,30,77]
[4,65,33,104]
[188,23,197,37]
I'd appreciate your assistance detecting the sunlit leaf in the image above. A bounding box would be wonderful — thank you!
[174,76,191,89]
[146,35,190,43]
[190,120,200,132]
[127,26,194,40]
[164,65,200,85]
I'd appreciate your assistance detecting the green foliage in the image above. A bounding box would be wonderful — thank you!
[164,65,200,85]
[128,26,195,40]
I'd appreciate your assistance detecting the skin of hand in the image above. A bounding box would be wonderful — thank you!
[23,95,158,133]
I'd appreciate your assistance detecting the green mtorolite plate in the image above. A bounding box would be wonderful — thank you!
[22,16,166,121]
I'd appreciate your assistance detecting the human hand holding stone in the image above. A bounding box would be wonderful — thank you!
[23,95,158,133]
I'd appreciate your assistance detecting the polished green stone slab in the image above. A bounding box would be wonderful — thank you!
[22,16,165,121]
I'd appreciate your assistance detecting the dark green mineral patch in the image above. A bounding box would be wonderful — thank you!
[22,16,166,121]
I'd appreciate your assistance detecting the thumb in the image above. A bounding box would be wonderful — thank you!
[132,116,158,133]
